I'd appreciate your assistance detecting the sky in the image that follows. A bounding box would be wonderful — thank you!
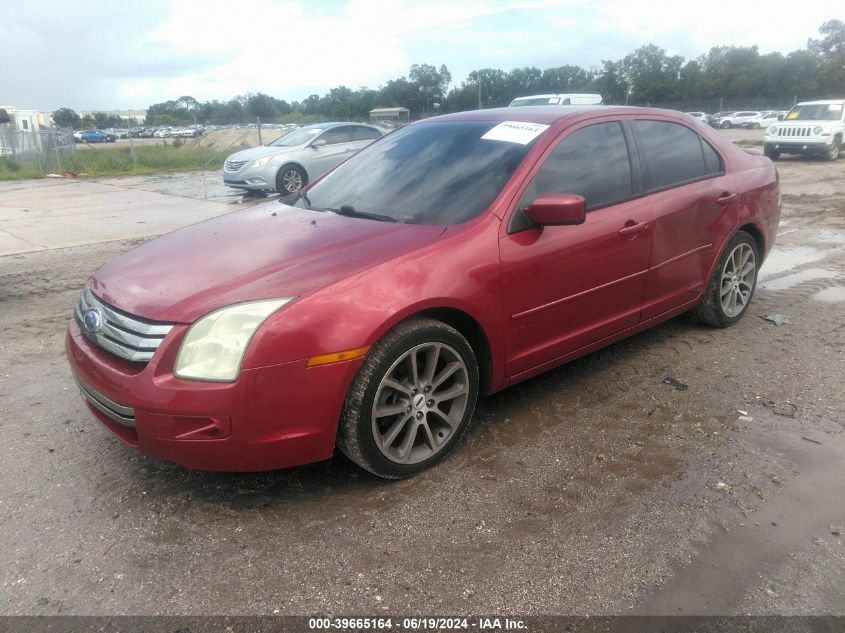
[1,0,842,112]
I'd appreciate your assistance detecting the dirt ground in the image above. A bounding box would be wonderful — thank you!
[0,129,843,616]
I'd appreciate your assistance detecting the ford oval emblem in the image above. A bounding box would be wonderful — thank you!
[82,308,103,333]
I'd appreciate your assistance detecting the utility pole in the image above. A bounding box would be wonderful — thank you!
[478,81,482,109]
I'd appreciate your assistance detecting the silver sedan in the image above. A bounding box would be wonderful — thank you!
[222,122,384,194]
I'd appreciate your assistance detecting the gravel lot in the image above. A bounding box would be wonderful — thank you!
[0,130,843,616]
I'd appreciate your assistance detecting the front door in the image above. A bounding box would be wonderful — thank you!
[500,120,653,378]
[308,126,355,179]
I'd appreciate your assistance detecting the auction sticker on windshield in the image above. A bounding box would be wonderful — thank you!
[481,121,549,144]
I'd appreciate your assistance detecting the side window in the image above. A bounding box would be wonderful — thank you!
[633,120,706,189]
[701,139,723,175]
[351,126,381,141]
[517,121,632,213]
[318,127,351,145]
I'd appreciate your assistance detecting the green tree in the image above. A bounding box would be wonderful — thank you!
[809,19,845,93]
[409,63,452,115]
[52,107,81,129]
[467,68,510,107]
[591,60,628,104]
[540,65,593,93]
[622,44,684,103]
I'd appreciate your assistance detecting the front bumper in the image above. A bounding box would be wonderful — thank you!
[764,138,831,154]
[222,162,278,191]
[66,319,360,471]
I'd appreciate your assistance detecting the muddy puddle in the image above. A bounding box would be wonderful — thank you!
[634,410,845,615]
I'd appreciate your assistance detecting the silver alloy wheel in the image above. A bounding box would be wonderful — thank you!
[720,242,756,318]
[282,169,303,192]
[371,342,469,465]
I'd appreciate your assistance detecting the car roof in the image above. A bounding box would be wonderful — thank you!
[795,99,845,106]
[423,105,684,126]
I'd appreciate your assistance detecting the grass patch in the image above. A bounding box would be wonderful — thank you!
[0,142,252,180]
[0,156,41,180]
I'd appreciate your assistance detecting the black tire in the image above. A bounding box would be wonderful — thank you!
[275,164,306,193]
[764,147,780,161]
[336,318,479,479]
[825,139,840,162]
[721,121,732,129]
[692,230,760,328]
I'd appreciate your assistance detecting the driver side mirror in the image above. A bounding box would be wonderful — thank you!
[311,138,327,148]
[524,193,586,226]
[777,114,785,121]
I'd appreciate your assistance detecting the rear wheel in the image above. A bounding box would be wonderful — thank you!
[337,318,479,479]
[692,231,759,327]
[275,165,306,193]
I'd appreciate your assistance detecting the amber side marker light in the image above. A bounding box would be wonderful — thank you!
[307,345,371,367]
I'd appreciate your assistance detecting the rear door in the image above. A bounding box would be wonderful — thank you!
[349,125,382,152]
[631,118,737,319]
[500,119,653,377]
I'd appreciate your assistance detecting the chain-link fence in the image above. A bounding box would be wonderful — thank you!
[0,128,76,175]
[627,97,799,114]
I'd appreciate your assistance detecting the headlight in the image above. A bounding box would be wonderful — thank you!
[813,126,823,135]
[174,298,294,381]
[251,154,277,167]
[767,126,777,135]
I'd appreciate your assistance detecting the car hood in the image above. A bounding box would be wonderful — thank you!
[226,144,301,162]
[88,204,446,323]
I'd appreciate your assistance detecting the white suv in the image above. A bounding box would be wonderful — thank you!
[764,100,845,161]
[718,111,760,128]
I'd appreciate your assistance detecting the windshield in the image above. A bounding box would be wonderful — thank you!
[511,97,556,107]
[785,104,843,121]
[268,127,323,147]
[294,121,539,224]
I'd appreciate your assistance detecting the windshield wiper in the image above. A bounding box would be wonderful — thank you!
[324,205,398,223]
[280,189,311,209]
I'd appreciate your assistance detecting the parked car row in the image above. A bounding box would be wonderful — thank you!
[72,130,117,143]
[688,110,789,129]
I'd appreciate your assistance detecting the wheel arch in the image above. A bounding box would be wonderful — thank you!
[398,307,494,397]
[276,162,309,188]
[738,222,765,261]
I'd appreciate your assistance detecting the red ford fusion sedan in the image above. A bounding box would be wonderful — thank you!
[66,106,780,479]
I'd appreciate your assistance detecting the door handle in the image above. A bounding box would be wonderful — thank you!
[618,220,648,238]
[717,192,737,206]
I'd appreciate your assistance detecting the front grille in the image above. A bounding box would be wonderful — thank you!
[224,159,247,171]
[776,127,811,137]
[75,287,174,363]
[74,375,136,427]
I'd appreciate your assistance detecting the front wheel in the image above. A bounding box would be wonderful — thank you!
[826,139,840,161]
[764,147,780,161]
[337,318,479,479]
[692,231,759,327]
[721,121,732,129]
[275,165,306,193]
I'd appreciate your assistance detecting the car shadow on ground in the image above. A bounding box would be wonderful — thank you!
[113,312,715,512]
